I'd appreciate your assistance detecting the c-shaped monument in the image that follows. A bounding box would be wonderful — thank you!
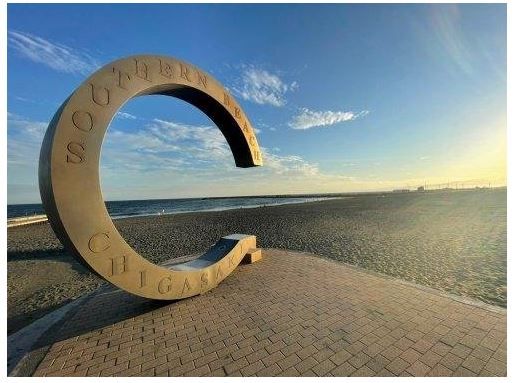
[39,55,263,300]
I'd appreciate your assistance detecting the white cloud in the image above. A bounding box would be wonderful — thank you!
[142,120,323,178]
[233,66,297,107]
[261,148,320,177]
[7,113,49,203]
[149,119,231,162]
[15,96,31,102]
[117,112,137,120]
[7,113,47,157]
[102,117,323,180]
[289,108,369,130]
[100,119,234,176]
[6,114,359,202]
[8,30,99,75]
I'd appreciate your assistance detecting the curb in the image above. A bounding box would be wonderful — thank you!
[8,291,95,376]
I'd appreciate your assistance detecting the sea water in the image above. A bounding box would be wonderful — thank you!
[7,196,339,220]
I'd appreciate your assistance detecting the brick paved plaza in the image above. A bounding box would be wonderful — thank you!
[29,249,506,377]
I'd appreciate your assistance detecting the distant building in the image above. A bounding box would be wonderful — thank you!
[417,186,425,191]
[392,189,410,193]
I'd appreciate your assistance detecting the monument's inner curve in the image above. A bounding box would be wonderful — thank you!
[137,86,257,168]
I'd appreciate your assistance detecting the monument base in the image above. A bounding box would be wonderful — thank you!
[242,248,262,264]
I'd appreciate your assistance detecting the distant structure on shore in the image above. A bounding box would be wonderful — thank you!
[391,180,500,193]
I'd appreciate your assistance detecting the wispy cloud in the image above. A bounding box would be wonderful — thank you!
[101,117,324,180]
[232,66,297,107]
[149,119,232,163]
[14,96,32,102]
[116,112,137,120]
[288,108,369,130]
[8,30,99,75]
[7,113,47,169]
[6,114,360,202]
[428,5,474,75]
[101,119,233,175]
[262,148,319,177]
[7,112,47,137]
[412,4,493,78]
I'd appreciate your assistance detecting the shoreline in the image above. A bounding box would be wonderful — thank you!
[110,196,345,220]
[8,187,506,220]
[7,189,507,334]
[7,196,345,221]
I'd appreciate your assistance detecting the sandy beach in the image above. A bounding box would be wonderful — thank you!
[7,189,506,334]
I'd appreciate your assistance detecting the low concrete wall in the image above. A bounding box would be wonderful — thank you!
[7,215,48,228]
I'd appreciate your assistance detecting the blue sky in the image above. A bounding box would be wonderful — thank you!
[7,4,506,204]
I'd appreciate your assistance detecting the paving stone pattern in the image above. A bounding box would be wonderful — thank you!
[31,249,507,377]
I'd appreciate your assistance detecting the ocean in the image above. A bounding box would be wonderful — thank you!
[7,196,339,220]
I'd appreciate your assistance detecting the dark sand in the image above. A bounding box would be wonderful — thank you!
[7,189,506,334]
